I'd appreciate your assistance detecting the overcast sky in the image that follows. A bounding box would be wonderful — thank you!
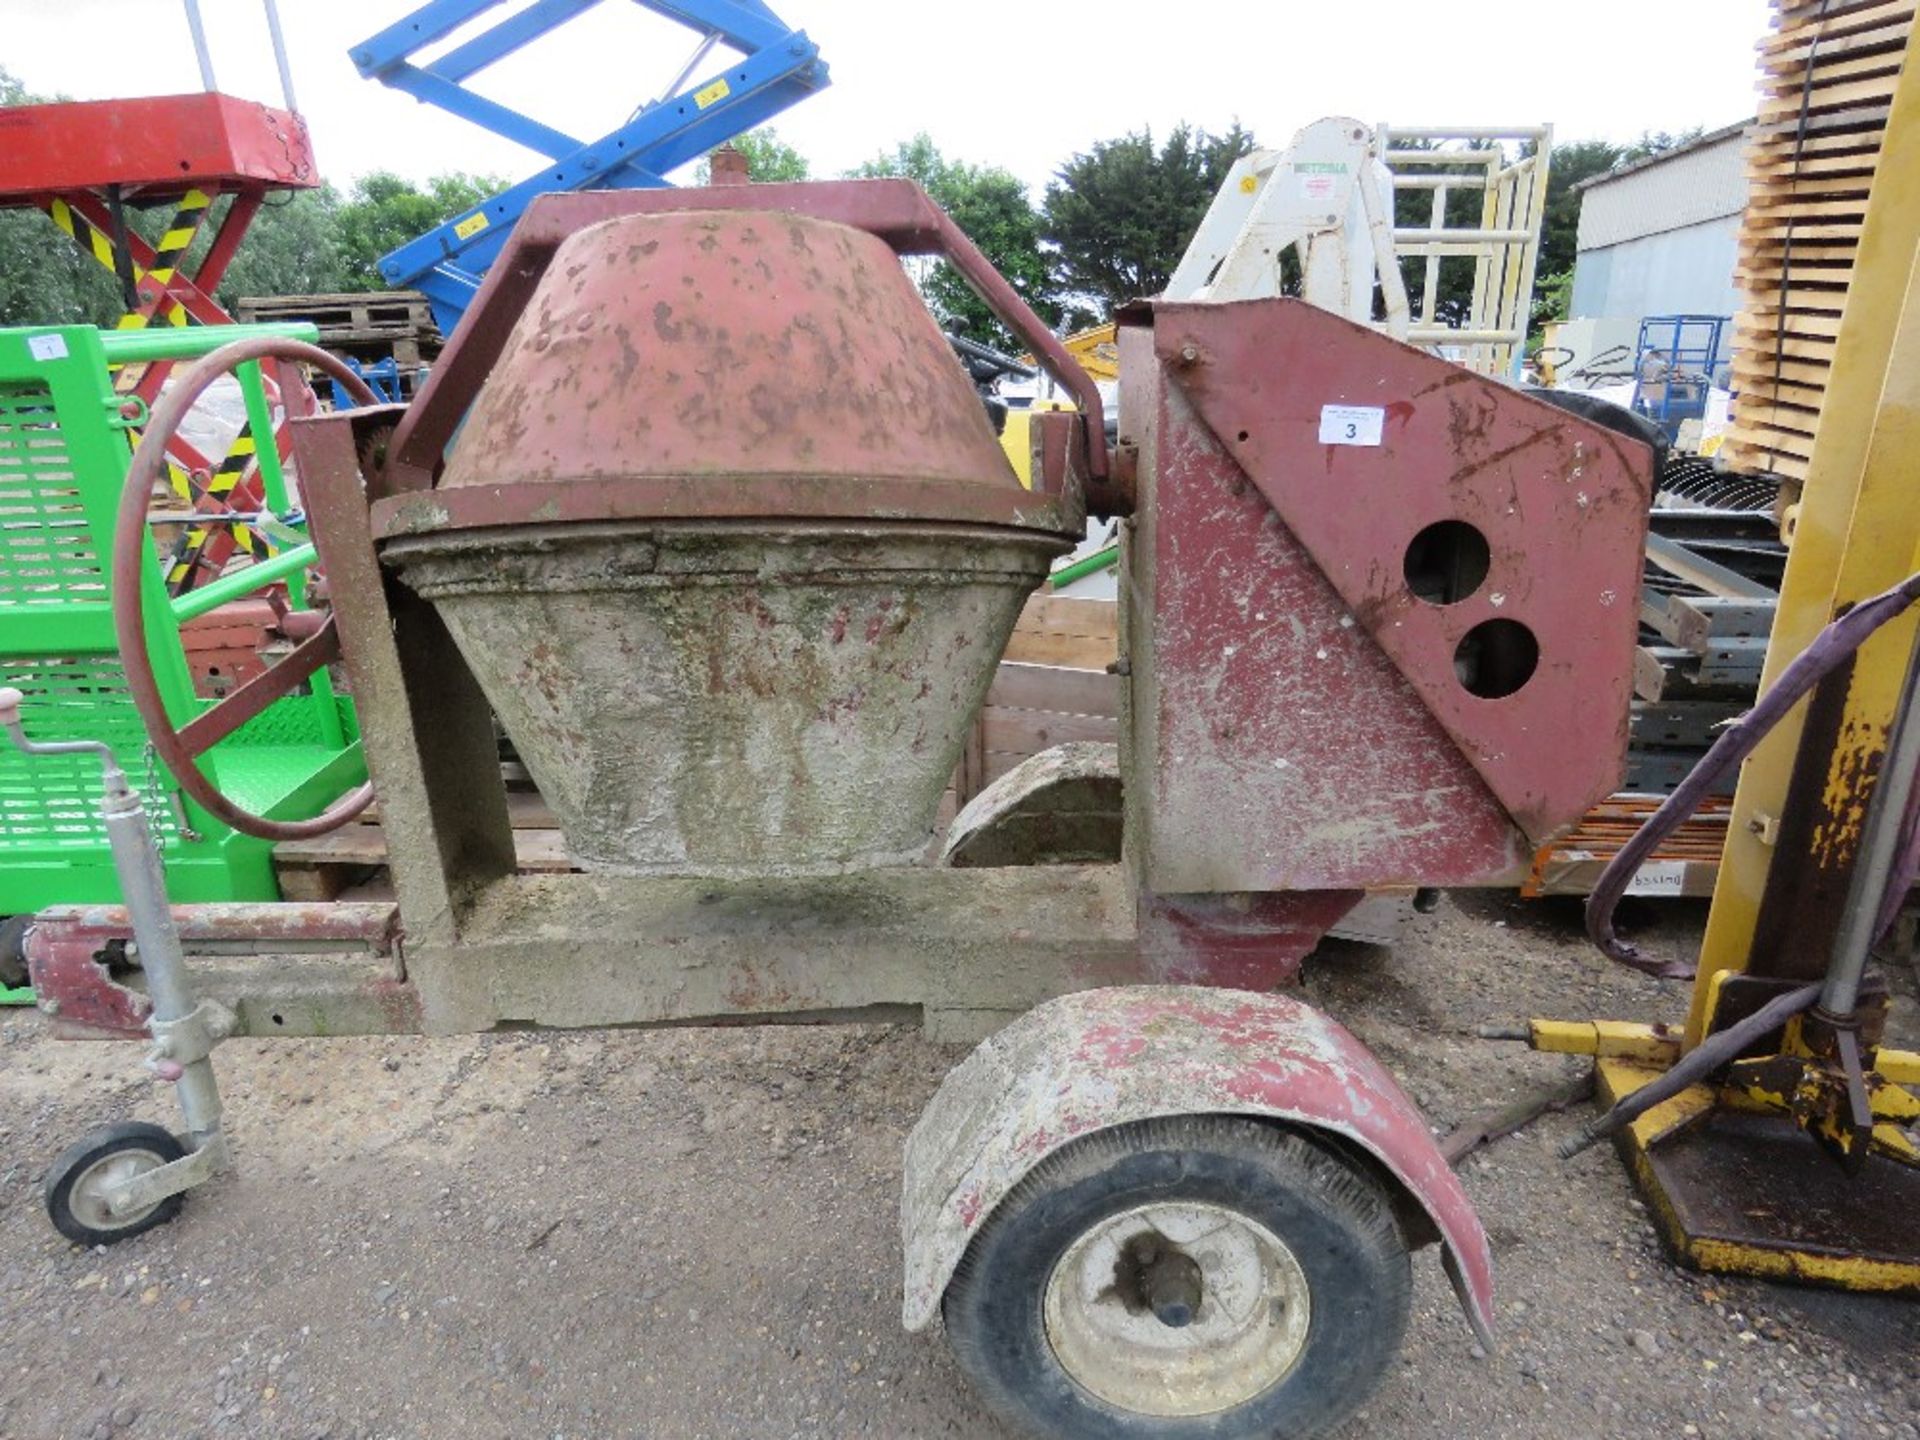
[7,0,1770,194]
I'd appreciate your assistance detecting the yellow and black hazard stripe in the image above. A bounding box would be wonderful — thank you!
[42,193,199,331]
[45,196,118,272]
[117,189,210,331]
[165,423,273,593]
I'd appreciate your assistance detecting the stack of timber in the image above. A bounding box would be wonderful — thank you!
[275,788,568,901]
[1522,795,1734,899]
[235,291,442,371]
[1722,0,1914,485]
[951,595,1121,807]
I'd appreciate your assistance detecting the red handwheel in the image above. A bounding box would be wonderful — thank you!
[114,336,378,841]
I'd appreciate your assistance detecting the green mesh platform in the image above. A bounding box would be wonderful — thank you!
[0,323,364,913]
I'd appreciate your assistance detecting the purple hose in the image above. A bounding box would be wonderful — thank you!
[1586,571,1920,979]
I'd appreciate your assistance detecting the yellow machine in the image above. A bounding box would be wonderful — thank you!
[999,326,1117,486]
[1535,41,1920,1291]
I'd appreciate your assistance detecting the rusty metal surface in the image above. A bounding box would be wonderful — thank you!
[1138,891,1364,988]
[390,209,1076,540]
[1032,408,1124,515]
[363,208,1074,875]
[292,409,519,938]
[1746,663,1870,981]
[1150,299,1650,849]
[32,902,398,947]
[1122,322,1531,894]
[899,985,1495,1340]
[371,473,1078,542]
[26,903,408,1040]
[385,181,1105,494]
[26,923,150,1039]
[386,521,1062,874]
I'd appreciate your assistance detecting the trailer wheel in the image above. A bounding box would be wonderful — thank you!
[44,1122,187,1246]
[942,1116,1410,1440]
[0,914,29,989]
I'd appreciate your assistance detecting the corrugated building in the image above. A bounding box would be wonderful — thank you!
[1568,122,1752,372]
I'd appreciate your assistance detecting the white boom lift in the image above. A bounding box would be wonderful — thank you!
[1167,116,1412,329]
[1166,117,1551,377]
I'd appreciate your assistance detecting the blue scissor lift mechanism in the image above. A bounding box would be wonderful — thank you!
[352,0,828,337]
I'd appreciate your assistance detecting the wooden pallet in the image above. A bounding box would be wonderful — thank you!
[1722,0,1916,481]
[234,290,441,366]
[954,595,1122,801]
[274,791,566,900]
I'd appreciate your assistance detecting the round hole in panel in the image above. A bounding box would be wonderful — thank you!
[1404,520,1491,606]
[1454,618,1538,699]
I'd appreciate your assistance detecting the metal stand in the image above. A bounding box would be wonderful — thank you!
[0,687,230,1243]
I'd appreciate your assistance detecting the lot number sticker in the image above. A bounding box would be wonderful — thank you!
[27,333,68,361]
[1319,404,1384,446]
[1627,861,1689,896]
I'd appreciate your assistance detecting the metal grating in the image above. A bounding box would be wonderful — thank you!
[0,658,178,849]
[1656,454,1781,513]
[0,384,105,606]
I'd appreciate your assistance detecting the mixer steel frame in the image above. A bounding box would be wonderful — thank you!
[25,179,1657,1377]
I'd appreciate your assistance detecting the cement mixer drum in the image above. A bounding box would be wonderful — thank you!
[379,209,1077,874]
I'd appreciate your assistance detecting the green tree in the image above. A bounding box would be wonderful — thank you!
[213,186,348,305]
[852,134,1058,350]
[332,171,508,290]
[695,127,809,184]
[1041,123,1255,325]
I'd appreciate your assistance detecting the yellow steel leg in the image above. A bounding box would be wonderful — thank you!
[1690,53,1920,1043]
[1533,34,1920,1294]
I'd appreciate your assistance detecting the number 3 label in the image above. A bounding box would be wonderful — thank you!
[1318,404,1385,447]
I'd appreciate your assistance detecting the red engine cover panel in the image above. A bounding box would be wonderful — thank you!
[1125,303,1650,894]
[0,94,316,200]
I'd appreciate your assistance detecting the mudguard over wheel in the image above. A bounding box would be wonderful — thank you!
[942,1115,1410,1440]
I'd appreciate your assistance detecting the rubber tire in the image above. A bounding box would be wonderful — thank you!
[44,1121,187,1247]
[0,914,28,990]
[942,1116,1411,1440]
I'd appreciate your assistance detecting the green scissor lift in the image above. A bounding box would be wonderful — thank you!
[0,322,367,998]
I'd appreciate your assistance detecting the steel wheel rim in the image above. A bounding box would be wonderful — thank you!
[66,1148,167,1232]
[1042,1200,1311,1418]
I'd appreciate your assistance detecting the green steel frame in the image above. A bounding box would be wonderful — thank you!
[0,322,366,912]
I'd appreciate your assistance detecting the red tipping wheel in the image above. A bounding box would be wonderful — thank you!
[114,336,377,841]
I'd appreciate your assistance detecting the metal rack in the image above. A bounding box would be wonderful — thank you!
[1378,124,1552,377]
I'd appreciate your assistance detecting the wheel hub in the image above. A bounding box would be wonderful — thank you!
[66,1149,167,1232]
[1042,1201,1312,1418]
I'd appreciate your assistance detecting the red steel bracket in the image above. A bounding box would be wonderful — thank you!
[27,903,402,1041]
[1152,299,1652,844]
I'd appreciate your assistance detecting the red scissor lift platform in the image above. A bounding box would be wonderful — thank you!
[0,92,318,590]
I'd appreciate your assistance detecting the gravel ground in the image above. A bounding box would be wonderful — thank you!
[2,892,1916,1440]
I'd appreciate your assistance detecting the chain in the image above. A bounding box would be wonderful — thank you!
[144,741,203,845]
